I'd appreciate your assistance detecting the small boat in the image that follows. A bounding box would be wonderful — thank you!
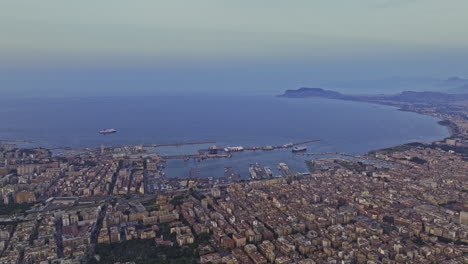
[292,146,307,152]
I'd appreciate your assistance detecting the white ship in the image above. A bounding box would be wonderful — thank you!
[292,146,307,152]
[223,146,244,152]
[99,128,117,135]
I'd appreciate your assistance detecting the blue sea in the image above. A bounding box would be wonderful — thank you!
[0,96,449,178]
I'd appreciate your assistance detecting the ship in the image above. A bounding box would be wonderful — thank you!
[223,146,244,152]
[292,146,307,152]
[99,128,117,135]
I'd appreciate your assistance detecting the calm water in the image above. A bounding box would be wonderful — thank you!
[0,96,449,178]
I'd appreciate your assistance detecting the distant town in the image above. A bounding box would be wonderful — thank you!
[0,91,467,264]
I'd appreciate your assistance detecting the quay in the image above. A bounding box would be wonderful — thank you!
[89,141,217,153]
[67,139,321,156]
[143,141,216,148]
[245,139,321,150]
[200,139,321,153]
[297,152,364,158]
[161,154,231,160]
[290,139,321,146]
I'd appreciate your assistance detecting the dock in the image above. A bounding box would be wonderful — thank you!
[224,167,241,181]
[278,163,292,176]
[246,139,321,150]
[291,139,321,146]
[297,152,364,158]
[199,139,321,153]
[161,154,231,160]
[143,141,216,148]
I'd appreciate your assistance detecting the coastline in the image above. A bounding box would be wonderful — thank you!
[0,95,452,155]
[278,93,467,158]
[371,104,458,139]
[436,120,459,138]
[1,96,455,156]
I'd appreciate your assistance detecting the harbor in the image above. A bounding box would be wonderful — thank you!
[152,139,322,178]
[198,139,320,154]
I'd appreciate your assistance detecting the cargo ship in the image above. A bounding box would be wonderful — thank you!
[292,146,307,152]
[99,129,117,135]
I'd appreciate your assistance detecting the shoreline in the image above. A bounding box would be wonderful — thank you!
[281,93,456,140]
[362,104,459,153]
[280,94,461,153]
[1,97,455,159]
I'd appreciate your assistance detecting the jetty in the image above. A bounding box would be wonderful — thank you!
[143,141,216,148]
[161,154,231,160]
[200,139,321,153]
[296,152,364,158]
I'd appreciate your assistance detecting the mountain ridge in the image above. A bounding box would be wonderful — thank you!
[280,87,468,103]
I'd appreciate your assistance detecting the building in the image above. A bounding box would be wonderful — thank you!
[200,253,222,264]
[460,211,468,225]
[233,233,247,248]
[14,191,36,203]
[221,236,235,249]
[211,188,221,198]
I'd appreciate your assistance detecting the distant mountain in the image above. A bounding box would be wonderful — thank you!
[385,91,467,103]
[281,87,468,103]
[280,87,345,99]
[445,76,468,83]
[291,77,468,95]
[440,76,468,89]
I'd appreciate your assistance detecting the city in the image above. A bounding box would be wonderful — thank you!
[0,96,466,263]
[1,1,468,263]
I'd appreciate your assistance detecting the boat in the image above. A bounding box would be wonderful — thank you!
[99,128,117,135]
[249,165,257,179]
[223,146,244,152]
[292,146,307,152]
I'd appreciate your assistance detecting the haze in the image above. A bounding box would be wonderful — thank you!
[1,0,468,97]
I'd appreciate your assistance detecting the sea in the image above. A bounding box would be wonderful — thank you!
[0,95,449,178]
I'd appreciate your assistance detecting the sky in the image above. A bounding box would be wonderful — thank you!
[1,0,468,96]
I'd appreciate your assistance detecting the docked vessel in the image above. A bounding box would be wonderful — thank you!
[292,146,307,152]
[99,128,117,135]
[249,163,272,179]
[223,146,244,152]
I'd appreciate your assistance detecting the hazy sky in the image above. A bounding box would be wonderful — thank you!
[1,0,468,96]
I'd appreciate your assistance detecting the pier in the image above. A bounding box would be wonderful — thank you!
[245,139,321,150]
[143,141,216,148]
[161,154,231,160]
[199,139,321,153]
[290,139,321,146]
[296,152,364,158]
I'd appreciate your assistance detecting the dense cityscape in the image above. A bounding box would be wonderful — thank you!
[3,0,468,263]
[0,94,466,264]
